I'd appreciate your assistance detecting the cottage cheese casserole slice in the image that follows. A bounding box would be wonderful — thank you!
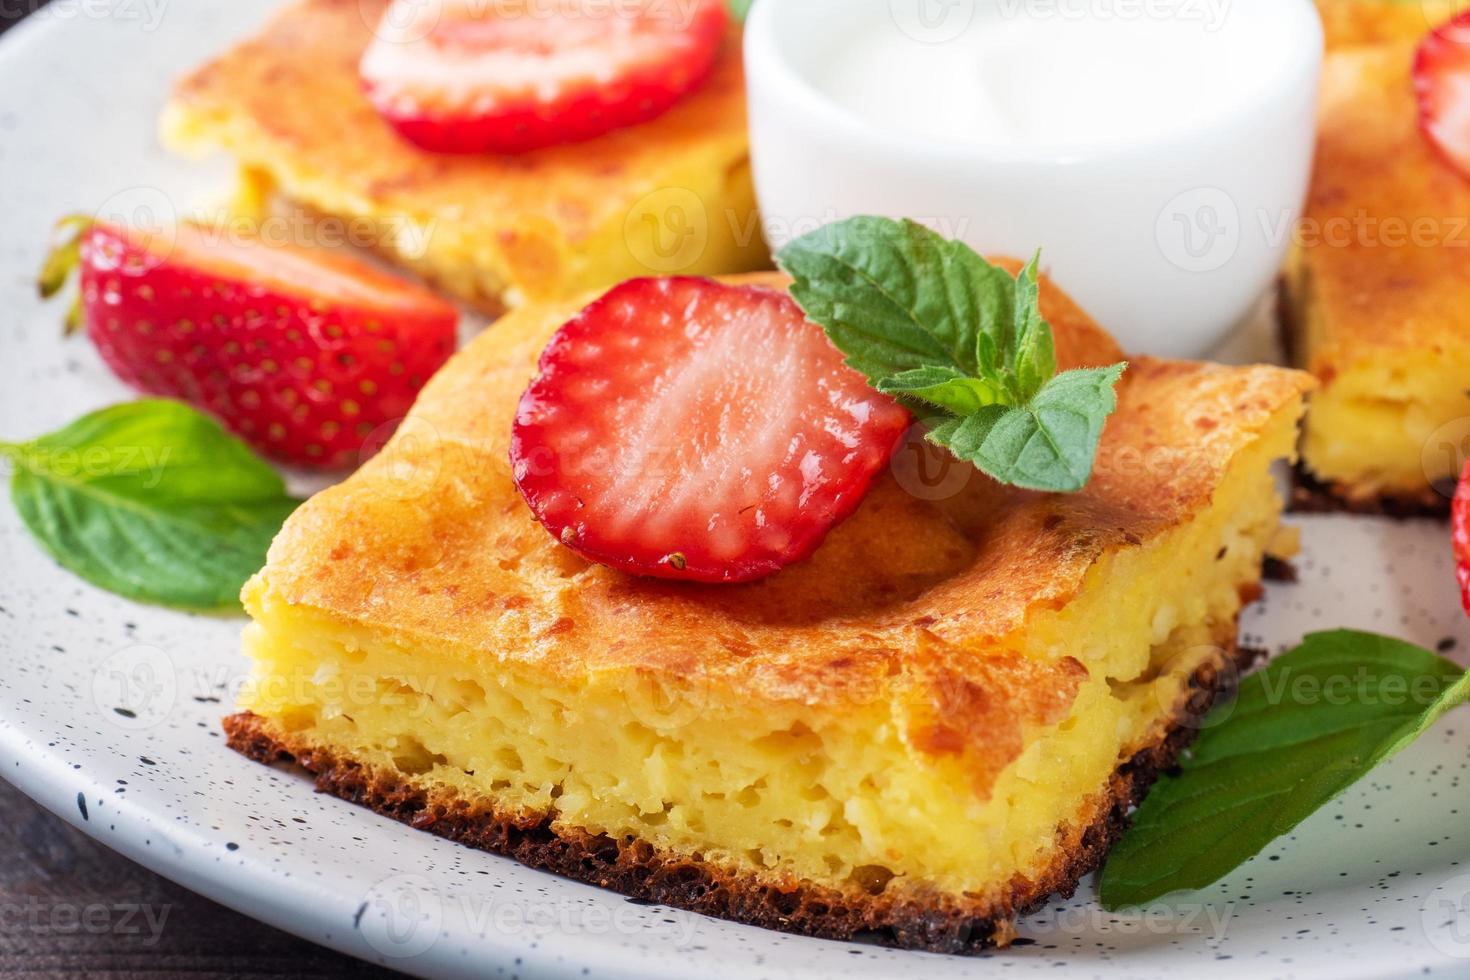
[227,271,1312,952]
[1283,39,1470,511]
[162,0,766,313]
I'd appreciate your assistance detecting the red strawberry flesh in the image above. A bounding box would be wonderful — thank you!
[360,0,729,154]
[1453,459,1470,616]
[510,277,910,583]
[75,221,457,469]
[1415,11,1470,179]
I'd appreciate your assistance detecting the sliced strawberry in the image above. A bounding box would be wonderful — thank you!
[1453,459,1470,616]
[1415,11,1470,178]
[360,0,729,154]
[40,218,458,469]
[510,277,910,584]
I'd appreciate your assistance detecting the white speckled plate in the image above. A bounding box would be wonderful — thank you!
[2,3,1469,978]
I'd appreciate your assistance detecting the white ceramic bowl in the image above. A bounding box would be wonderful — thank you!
[745,0,1323,358]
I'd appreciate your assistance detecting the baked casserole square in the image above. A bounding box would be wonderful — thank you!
[228,271,1311,951]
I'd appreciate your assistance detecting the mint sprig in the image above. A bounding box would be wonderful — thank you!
[776,217,1125,493]
[1,400,300,610]
[1100,630,1470,908]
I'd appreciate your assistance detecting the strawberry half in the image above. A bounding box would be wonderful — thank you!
[40,218,457,469]
[510,277,910,584]
[1453,459,1470,616]
[360,0,729,154]
[1415,11,1470,178]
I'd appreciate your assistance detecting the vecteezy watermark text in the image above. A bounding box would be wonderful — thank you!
[0,445,175,489]
[1158,185,1470,273]
[0,899,172,947]
[2,0,169,32]
[1024,900,1235,942]
[363,0,707,42]
[358,875,700,960]
[996,0,1231,31]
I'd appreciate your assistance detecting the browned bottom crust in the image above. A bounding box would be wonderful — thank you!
[1289,465,1450,518]
[223,642,1258,956]
[1262,556,1299,583]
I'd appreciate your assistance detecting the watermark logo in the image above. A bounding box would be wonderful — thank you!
[359,874,443,960]
[92,186,179,272]
[0,899,172,946]
[0,443,175,489]
[890,0,975,43]
[1156,187,1239,273]
[625,187,710,275]
[618,668,712,730]
[759,211,975,252]
[890,423,973,501]
[353,874,701,958]
[1024,900,1234,942]
[1422,417,1470,499]
[1423,872,1470,958]
[462,895,701,944]
[92,645,177,730]
[361,0,707,44]
[186,210,442,263]
[6,0,170,32]
[75,189,439,272]
[362,0,441,42]
[358,415,449,502]
[1420,1,1470,35]
[994,0,1231,31]
[1148,644,1239,731]
[236,671,446,723]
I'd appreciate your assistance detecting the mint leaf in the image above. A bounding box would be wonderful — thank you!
[2,400,300,610]
[778,216,1016,386]
[943,365,1124,493]
[1099,630,1470,909]
[1011,253,1057,401]
[877,366,1008,415]
[777,216,1126,493]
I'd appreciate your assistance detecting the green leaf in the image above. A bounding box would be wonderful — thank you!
[777,216,1016,387]
[2,400,300,611]
[1099,630,1470,909]
[923,407,1009,468]
[877,366,1008,415]
[728,0,754,20]
[1011,252,1057,402]
[777,215,1126,495]
[926,365,1125,493]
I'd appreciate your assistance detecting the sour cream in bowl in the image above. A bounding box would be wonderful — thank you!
[745,0,1323,357]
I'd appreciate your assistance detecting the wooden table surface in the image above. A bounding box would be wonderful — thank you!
[0,4,400,977]
[0,779,402,979]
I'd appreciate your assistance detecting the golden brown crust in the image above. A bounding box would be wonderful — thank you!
[223,635,1256,955]
[1290,44,1470,374]
[250,271,1311,792]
